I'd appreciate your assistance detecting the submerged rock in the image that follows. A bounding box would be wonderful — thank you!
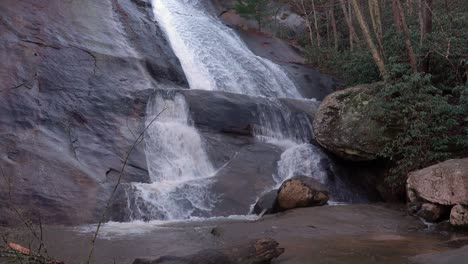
[277,176,329,211]
[407,158,468,206]
[450,205,468,227]
[253,189,279,215]
[313,83,384,161]
[132,238,284,264]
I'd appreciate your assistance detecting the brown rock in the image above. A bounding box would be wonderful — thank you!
[416,203,449,222]
[450,205,468,227]
[407,158,468,206]
[277,176,329,211]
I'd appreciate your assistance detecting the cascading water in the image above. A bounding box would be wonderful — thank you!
[124,0,344,221]
[152,0,301,98]
[253,98,314,148]
[126,92,218,220]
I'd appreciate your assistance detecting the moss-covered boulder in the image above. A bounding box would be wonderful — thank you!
[313,83,384,161]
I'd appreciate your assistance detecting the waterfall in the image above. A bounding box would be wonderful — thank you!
[126,92,218,220]
[152,0,301,98]
[253,98,314,148]
[123,0,337,221]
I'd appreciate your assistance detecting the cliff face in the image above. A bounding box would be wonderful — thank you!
[0,0,187,225]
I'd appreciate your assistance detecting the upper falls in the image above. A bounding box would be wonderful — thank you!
[153,0,301,98]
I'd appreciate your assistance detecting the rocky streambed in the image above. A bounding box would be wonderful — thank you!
[2,204,468,264]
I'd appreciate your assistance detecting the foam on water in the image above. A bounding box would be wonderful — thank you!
[79,214,260,239]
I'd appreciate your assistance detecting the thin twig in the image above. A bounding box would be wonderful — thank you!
[0,166,49,259]
[86,105,167,264]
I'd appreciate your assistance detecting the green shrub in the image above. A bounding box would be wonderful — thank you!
[371,66,468,190]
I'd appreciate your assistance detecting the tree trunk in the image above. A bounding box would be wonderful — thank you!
[351,0,387,76]
[406,0,412,15]
[296,0,315,46]
[395,0,418,72]
[422,0,433,38]
[419,0,424,46]
[392,0,402,31]
[339,0,359,51]
[329,0,338,50]
[368,0,384,56]
[311,0,321,47]
[420,0,432,72]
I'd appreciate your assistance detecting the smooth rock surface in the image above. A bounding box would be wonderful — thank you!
[277,176,329,210]
[313,83,384,161]
[407,158,468,206]
[0,0,186,225]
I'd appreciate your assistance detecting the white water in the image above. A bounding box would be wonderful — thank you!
[275,144,329,185]
[127,93,217,220]
[123,0,336,221]
[153,0,301,98]
[253,98,315,147]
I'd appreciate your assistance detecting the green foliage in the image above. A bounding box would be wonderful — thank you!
[304,44,380,86]
[371,66,468,189]
[235,0,271,30]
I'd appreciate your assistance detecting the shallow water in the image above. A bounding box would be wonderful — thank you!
[2,204,466,264]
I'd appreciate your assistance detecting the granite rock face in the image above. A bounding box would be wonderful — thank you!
[0,0,186,225]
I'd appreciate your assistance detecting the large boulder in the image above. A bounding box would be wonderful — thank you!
[313,83,384,161]
[277,176,329,211]
[407,158,468,206]
[450,205,468,227]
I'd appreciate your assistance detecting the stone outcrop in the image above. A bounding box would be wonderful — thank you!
[313,83,384,161]
[277,176,329,211]
[450,205,468,227]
